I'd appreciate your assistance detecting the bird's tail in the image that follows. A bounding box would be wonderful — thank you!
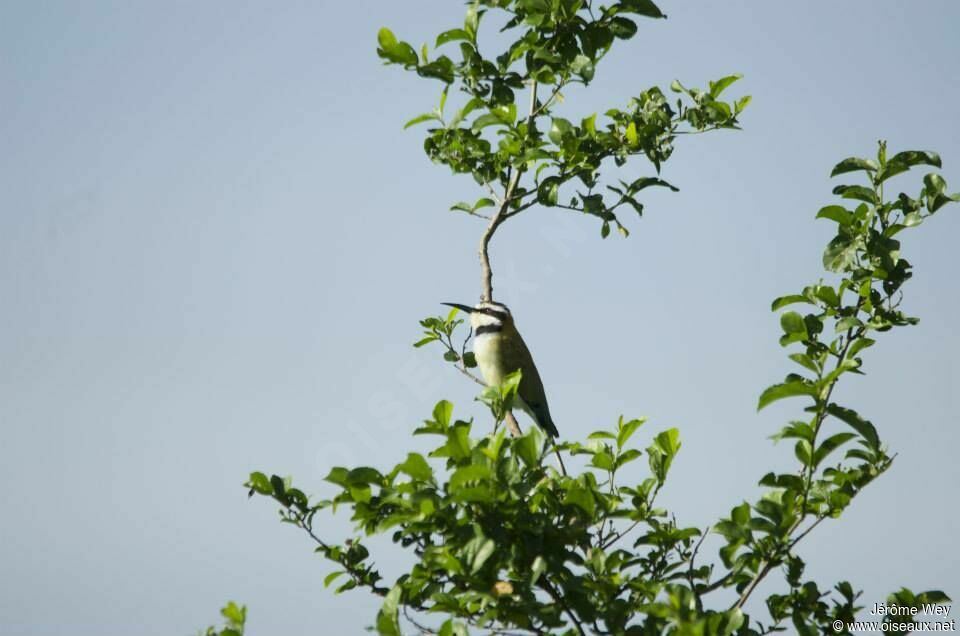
[530,403,559,438]
[535,409,565,474]
[543,416,560,439]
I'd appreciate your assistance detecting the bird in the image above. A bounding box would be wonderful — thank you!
[442,301,559,438]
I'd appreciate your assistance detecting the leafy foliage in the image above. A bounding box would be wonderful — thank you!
[378,0,748,239]
[237,143,954,634]
[207,1,956,634]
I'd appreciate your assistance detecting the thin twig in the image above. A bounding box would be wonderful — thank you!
[539,579,587,636]
[403,607,437,635]
[484,182,503,205]
[687,527,709,603]
[455,363,486,386]
[600,519,641,550]
[295,513,390,597]
[531,81,566,117]
[788,515,827,549]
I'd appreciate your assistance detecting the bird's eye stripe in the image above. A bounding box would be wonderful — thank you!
[479,309,509,320]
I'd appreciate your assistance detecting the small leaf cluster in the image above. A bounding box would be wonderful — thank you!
[414,307,478,369]
[198,602,246,636]
[882,590,953,636]
[378,0,749,238]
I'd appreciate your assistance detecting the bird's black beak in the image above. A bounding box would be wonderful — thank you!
[442,302,475,314]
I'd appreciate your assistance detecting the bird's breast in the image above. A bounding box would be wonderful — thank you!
[472,332,506,385]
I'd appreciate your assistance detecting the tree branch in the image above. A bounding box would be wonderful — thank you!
[539,578,586,636]
[480,80,538,302]
[733,312,866,611]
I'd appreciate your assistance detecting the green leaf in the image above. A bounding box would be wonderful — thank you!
[788,353,819,373]
[247,471,272,495]
[924,172,946,195]
[515,429,542,468]
[620,0,666,18]
[826,403,880,449]
[418,56,455,83]
[609,17,638,39]
[625,121,638,146]
[376,585,403,636]
[847,337,875,358]
[814,285,841,308]
[647,428,680,483]
[731,502,750,526]
[470,538,496,574]
[548,117,574,145]
[438,422,473,460]
[757,381,817,411]
[617,418,645,449]
[436,28,470,48]
[780,311,807,336]
[816,205,854,226]
[570,54,595,82]
[591,450,615,470]
[771,295,813,311]
[876,150,942,184]
[564,483,596,517]
[413,335,438,348]
[439,620,469,636]
[464,4,481,37]
[823,235,861,272]
[626,176,679,193]
[771,421,815,443]
[537,176,561,206]
[324,467,349,488]
[449,97,483,128]
[471,113,505,131]
[376,28,418,67]
[398,453,433,481]
[832,184,878,205]
[835,316,862,333]
[708,74,743,98]
[449,464,492,491]
[221,602,245,625]
[403,112,440,130]
[347,467,383,485]
[830,157,878,177]
[472,197,495,211]
[433,400,454,427]
[530,555,547,584]
[733,95,752,115]
[323,571,345,588]
[929,191,960,212]
[377,27,397,51]
[813,432,857,467]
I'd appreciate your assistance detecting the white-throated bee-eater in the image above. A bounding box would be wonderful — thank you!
[443,301,559,438]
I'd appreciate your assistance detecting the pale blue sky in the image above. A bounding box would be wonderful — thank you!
[1,2,958,635]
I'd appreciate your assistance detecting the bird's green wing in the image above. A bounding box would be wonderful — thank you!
[502,330,558,437]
